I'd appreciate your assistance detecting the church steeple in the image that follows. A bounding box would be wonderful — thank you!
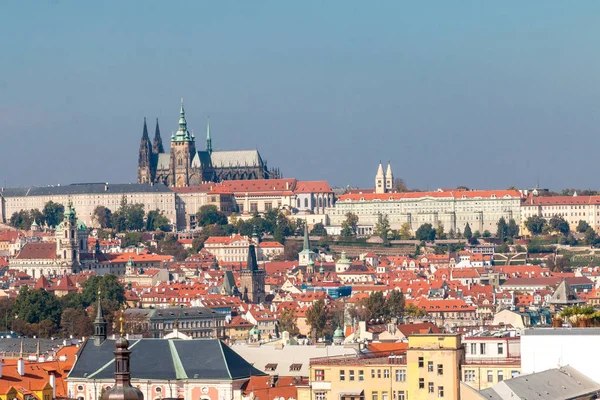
[173,98,194,142]
[152,118,164,154]
[303,221,310,251]
[206,118,212,155]
[94,290,107,346]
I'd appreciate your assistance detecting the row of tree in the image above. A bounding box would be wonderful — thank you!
[9,201,65,230]
[0,275,125,338]
[93,198,170,232]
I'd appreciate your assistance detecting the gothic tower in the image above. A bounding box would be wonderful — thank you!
[152,118,164,154]
[385,162,394,192]
[170,100,196,187]
[375,162,385,194]
[240,244,265,304]
[137,118,153,184]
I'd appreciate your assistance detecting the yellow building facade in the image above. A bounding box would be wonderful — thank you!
[309,334,464,400]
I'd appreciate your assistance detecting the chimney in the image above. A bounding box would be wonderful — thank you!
[17,358,24,376]
[268,374,279,387]
[49,372,56,398]
[105,182,109,191]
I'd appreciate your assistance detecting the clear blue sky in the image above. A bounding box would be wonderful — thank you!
[1,1,599,190]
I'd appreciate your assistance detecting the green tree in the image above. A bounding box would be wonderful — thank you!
[10,210,33,230]
[374,214,391,243]
[43,201,64,228]
[146,209,170,231]
[394,177,409,192]
[577,220,591,233]
[585,227,598,246]
[399,222,412,240]
[126,204,145,231]
[363,291,388,321]
[436,222,446,240]
[386,289,405,320]
[549,215,570,236]
[80,274,126,310]
[60,307,93,338]
[157,235,188,261]
[279,309,300,336]
[482,230,491,238]
[525,216,546,235]
[340,213,359,237]
[12,287,62,326]
[415,223,436,241]
[30,209,44,226]
[496,217,508,241]
[507,218,519,238]
[121,232,143,248]
[310,223,328,236]
[306,299,329,339]
[196,205,228,227]
[463,223,473,240]
[93,206,112,229]
[404,303,426,317]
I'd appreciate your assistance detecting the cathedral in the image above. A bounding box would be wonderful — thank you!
[137,101,280,187]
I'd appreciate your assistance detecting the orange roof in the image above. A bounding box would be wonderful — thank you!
[367,342,408,353]
[104,253,173,263]
[524,194,600,206]
[338,189,521,202]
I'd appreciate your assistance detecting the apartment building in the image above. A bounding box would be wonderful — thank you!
[307,334,464,400]
[461,333,521,390]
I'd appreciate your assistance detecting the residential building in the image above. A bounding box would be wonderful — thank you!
[461,333,521,390]
[307,334,464,400]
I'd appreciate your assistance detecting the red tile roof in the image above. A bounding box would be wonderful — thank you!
[15,242,57,260]
[338,190,521,202]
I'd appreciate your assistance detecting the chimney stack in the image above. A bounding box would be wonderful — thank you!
[17,358,24,376]
[49,372,56,398]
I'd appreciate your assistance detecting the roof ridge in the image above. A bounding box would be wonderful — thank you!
[168,340,188,379]
[218,341,233,380]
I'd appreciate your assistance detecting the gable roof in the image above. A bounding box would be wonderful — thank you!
[211,150,263,169]
[15,242,57,260]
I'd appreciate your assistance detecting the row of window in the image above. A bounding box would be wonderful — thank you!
[467,342,504,355]
[464,369,518,382]
[330,369,408,383]
[417,357,444,375]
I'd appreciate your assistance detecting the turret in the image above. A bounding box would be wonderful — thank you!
[375,162,385,194]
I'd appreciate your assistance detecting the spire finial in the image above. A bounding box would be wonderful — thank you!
[119,309,124,336]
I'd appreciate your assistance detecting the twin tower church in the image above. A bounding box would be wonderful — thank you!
[137,100,281,187]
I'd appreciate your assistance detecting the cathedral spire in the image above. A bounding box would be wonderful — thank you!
[153,118,164,154]
[173,98,194,142]
[206,117,212,155]
[141,117,149,140]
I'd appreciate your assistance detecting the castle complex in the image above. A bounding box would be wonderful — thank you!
[137,101,280,187]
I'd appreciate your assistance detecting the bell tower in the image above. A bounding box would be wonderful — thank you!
[170,99,196,187]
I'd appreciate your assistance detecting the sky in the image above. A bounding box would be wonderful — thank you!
[1,1,599,190]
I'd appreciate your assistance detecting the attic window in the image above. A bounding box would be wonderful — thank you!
[290,363,302,371]
[265,363,278,371]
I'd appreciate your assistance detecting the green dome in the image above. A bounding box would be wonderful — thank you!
[249,325,260,335]
[333,326,344,339]
[56,219,87,232]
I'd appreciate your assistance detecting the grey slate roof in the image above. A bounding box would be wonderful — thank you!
[0,183,172,197]
[69,338,264,381]
[156,153,171,170]
[211,150,263,168]
[0,338,72,355]
[480,365,600,400]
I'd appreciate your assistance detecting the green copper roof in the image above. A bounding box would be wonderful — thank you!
[333,326,344,339]
[172,99,194,143]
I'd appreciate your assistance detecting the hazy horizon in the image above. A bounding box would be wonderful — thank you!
[2,1,599,190]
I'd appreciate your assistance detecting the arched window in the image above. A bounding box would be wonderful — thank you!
[71,229,75,239]
[297,199,300,208]
[177,157,183,166]
[319,197,323,207]
[304,198,308,208]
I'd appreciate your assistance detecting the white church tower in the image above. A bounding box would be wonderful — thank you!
[375,162,385,194]
[385,162,393,192]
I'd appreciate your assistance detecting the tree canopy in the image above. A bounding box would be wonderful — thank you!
[415,223,436,241]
